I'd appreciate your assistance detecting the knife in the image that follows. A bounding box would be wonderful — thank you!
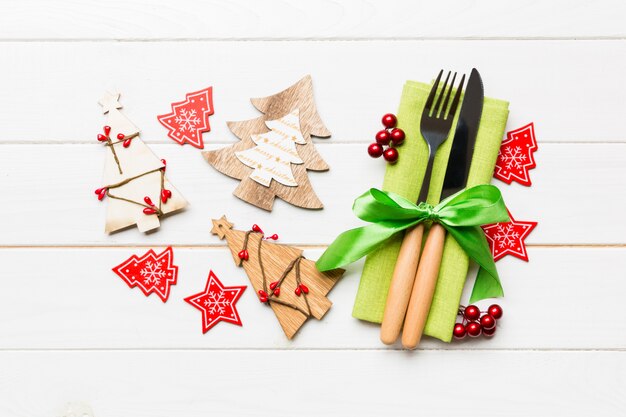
[401,68,484,349]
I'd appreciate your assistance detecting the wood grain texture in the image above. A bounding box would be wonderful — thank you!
[1,41,626,144]
[211,216,343,339]
[1,0,625,40]
[203,75,331,210]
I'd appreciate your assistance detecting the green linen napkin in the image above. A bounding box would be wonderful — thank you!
[352,80,509,342]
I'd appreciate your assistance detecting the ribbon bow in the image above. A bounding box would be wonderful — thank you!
[316,184,510,302]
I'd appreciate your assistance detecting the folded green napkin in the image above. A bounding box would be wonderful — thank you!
[352,80,509,342]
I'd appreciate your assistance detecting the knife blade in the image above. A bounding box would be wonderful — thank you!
[401,68,485,349]
[441,68,484,199]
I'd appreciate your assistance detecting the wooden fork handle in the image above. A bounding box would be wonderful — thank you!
[401,223,446,349]
[380,223,424,345]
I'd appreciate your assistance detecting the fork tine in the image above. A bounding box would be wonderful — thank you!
[434,71,451,117]
[447,73,466,119]
[424,70,443,115]
[440,72,457,119]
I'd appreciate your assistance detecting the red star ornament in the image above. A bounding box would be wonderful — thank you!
[112,247,178,302]
[482,210,537,262]
[185,270,246,333]
[494,123,538,186]
[157,87,214,149]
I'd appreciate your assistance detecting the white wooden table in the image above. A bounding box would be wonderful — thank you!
[0,1,625,415]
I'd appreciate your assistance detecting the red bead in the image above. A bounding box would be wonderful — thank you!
[480,314,496,330]
[390,128,405,145]
[97,134,108,142]
[466,321,482,337]
[453,323,466,339]
[383,147,399,163]
[103,126,111,135]
[299,284,309,294]
[269,281,278,290]
[123,138,132,148]
[258,290,268,303]
[94,187,105,195]
[273,287,280,297]
[238,249,249,261]
[117,133,125,140]
[464,305,481,321]
[267,234,279,240]
[144,196,154,206]
[143,207,157,215]
[375,130,391,145]
[295,287,302,296]
[482,326,496,337]
[161,189,171,204]
[382,113,397,129]
[252,224,263,233]
[368,143,384,158]
[488,304,503,320]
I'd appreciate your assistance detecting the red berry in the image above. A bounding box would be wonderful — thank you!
[299,284,309,294]
[488,304,503,320]
[480,314,496,330]
[273,287,281,297]
[144,196,153,206]
[123,138,132,148]
[117,133,125,140]
[252,224,263,233]
[161,189,172,204]
[269,281,278,290]
[482,326,496,337]
[103,126,111,135]
[238,249,249,261]
[453,323,466,339]
[161,159,167,171]
[390,128,405,145]
[464,305,481,321]
[143,207,157,215]
[258,290,268,303]
[466,321,482,337]
[97,134,108,142]
[375,130,391,145]
[383,147,399,163]
[368,143,384,158]
[382,113,397,128]
[295,287,302,296]
[267,234,279,240]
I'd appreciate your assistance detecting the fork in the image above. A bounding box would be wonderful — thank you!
[380,70,465,345]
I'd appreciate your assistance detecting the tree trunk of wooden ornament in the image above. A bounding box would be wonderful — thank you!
[202,75,331,211]
[211,216,344,339]
[98,92,188,233]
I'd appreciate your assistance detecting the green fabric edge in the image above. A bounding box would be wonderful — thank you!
[352,80,509,342]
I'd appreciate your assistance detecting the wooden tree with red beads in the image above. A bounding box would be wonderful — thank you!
[203,75,331,211]
[95,92,187,233]
[211,216,344,339]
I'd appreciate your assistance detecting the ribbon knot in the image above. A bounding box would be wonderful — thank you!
[316,184,511,302]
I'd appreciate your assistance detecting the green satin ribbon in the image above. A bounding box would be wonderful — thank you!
[317,184,511,302]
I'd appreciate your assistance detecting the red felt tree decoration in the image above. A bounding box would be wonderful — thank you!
[158,87,214,149]
[112,247,178,302]
[494,123,538,186]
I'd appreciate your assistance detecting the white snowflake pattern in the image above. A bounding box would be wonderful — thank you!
[204,290,229,315]
[140,261,166,285]
[174,109,201,132]
[500,145,527,170]
[494,224,520,249]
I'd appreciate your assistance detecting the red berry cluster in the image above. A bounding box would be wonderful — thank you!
[453,304,503,340]
[368,113,405,164]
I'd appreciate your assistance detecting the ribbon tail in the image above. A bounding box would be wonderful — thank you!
[444,225,504,303]
[316,222,412,271]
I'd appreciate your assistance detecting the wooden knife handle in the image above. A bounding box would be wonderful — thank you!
[401,223,446,349]
[380,224,424,345]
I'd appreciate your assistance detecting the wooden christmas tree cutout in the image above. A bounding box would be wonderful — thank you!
[211,216,344,339]
[96,92,188,233]
[203,75,331,211]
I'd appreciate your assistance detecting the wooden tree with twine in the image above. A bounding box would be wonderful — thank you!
[95,92,187,233]
[203,75,331,211]
[211,216,344,339]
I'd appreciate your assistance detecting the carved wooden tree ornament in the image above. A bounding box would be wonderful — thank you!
[211,216,344,339]
[96,92,187,233]
[203,75,331,211]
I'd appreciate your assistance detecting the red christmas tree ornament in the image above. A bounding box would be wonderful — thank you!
[184,270,246,333]
[157,87,214,149]
[482,209,537,262]
[112,247,178,302]
[494,123,538,186]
